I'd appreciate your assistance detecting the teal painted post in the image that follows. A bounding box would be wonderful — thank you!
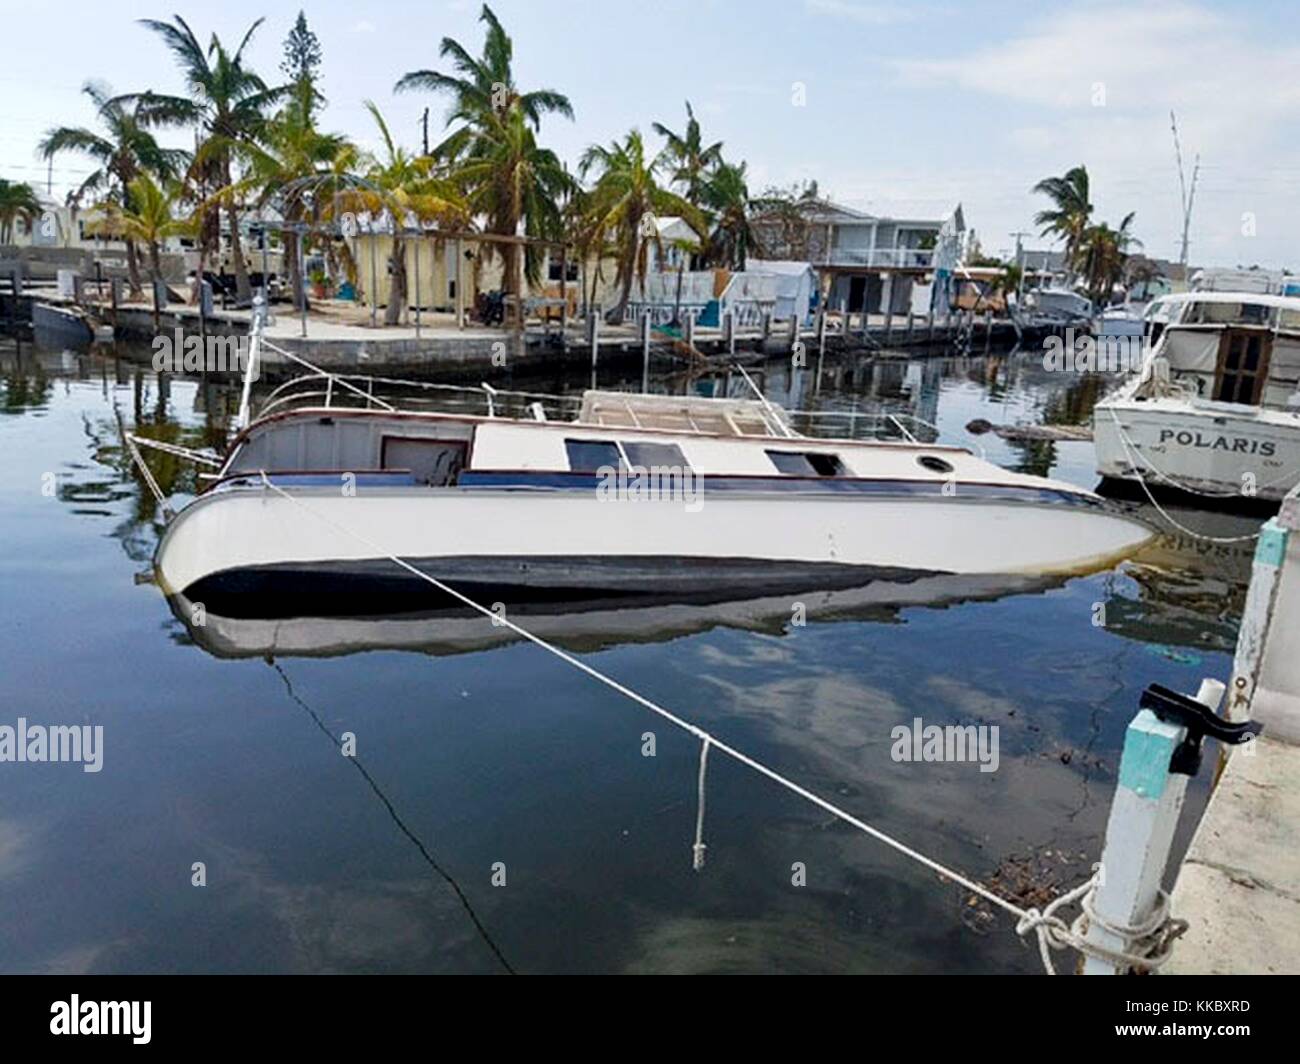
[1083,678,1225,974]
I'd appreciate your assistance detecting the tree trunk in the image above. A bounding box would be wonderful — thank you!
[229,199,251,304]
[609,260,635,324]
[385,236,406,326]
[285,230,307,313]
[124,239,144,299]
[149,242,163,283]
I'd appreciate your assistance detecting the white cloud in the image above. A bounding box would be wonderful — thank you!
[886,1,1300,266]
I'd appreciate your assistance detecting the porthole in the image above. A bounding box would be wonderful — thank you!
[917,455,954,475]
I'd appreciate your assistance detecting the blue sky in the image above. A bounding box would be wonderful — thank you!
[1,0,1297,267]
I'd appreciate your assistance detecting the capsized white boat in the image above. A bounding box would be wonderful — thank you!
[150,363,1154,609]
[1094,291,1300,502]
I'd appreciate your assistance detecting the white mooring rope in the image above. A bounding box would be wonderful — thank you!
[253,470,1184,974]
[1104,406,1290,545]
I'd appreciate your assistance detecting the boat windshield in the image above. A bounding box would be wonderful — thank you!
[1181,300,1272,326]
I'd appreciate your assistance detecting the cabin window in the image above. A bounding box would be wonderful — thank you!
[766,450,846,477]
[381,437,467,487]
[622,441,690,470]
[1214,330,1271,405]
[565,438,624,472]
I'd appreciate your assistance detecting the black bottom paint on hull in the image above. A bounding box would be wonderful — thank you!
[1096,475,1283,516]
[181,555,949,619]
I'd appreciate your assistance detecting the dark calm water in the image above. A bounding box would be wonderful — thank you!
[0,335,1263,974]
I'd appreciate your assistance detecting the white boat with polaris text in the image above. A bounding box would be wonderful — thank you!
[1093,291,1300,503]
[142,330,1155,611]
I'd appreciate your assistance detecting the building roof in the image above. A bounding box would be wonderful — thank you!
[746,258,817,275]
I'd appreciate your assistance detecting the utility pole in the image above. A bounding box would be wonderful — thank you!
[1010,230,1031,302]
[1171,111,1200,276]
[421,108,429,156]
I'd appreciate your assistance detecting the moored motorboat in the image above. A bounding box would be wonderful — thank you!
[1093,291,1300,503]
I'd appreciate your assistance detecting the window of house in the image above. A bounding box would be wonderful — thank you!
[547,260,580,282]
[766,450,846,476]
[565,438,624,472]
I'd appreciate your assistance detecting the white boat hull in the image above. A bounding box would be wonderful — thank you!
[155,483,1153,605]
[1095,399,1300,501]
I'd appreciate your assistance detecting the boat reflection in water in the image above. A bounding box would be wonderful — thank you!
[168,570,1067,660]
[168,499,1264,663]
[1103,503,1263,655]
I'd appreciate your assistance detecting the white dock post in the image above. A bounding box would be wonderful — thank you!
[1228,517,1290,723]
[588,310,600,389]
[685,308,696,352]
[641,310,652,392]
[817,307,827,359]
[1082,678,1226,974]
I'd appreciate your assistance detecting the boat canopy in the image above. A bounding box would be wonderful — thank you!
[577,390,794,438]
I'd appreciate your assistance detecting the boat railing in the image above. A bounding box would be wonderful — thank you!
[255,370,583,423]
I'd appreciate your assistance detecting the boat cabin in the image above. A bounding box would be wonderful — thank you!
[218,390,1003,493]
[1140,293,1300,410]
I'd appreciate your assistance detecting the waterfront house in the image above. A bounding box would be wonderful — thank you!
[749,197,966,316]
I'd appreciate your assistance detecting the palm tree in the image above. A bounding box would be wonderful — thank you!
[1032,165,1092,277]
[580,129,706,322]
[652,101,723,207]
[1078,212,1141,306]
[0,179,42,244]
[133,16,289,303]
[227,100,356,312]
[38,81,188,296]
[394,3,574,303]
[339,102,466,325]
[86,174,192,284]
[700,160,753,270]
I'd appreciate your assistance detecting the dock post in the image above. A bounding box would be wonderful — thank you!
[882,273,893,345]
[588,310,600,389]
[787,314,799,353]
[1228,519,1292,723]
[685,308,696,353]
[641,310,651,392]
[1082,678,1227,974]
[724,308,735,356]
[984,308,993,354]
[906,312,914,346]
[817,307,827,359]
[761,310,772,348]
